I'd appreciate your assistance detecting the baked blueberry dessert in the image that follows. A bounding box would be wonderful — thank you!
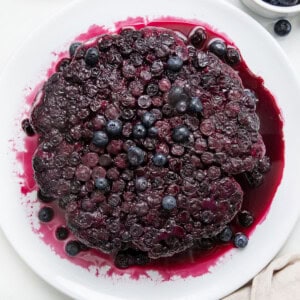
[23,25,272,268]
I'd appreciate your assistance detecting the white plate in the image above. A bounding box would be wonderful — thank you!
[1,0,300,299]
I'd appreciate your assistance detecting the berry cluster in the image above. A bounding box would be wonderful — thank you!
[26,26,270,265]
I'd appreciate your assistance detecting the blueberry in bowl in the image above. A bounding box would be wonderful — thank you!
[21,22,284,271]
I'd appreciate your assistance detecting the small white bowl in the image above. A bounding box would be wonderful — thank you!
[241,0,300,18]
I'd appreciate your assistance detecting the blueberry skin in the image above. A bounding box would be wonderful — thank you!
[133,124,147,139]
[38,207,54,222]
[95,177,110,192]
[167,56,184,72]
[219,226,233,243]
[141,112,156,128]
[168,86,189,107]
[84,47,100,66]
[135,177,148,192]
[176,100,188,113]
[162,195,177,210]
[148,127,158,138]
[234,233,249,248]
[69,42,82,57]
[274,19,292,36]
[127,146,145,167]
[152,153,168,167]
[208,39,227,57]
[106,120,123,137]
[55,227,69,240]
[65,241,81,256]
[189,97,203,113]
[172,126,190,143]
[92,131,109,147]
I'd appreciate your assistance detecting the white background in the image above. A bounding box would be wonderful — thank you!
[0,0,300,299]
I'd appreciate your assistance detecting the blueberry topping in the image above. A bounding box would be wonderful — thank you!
[172,126,190,143]
[135,177,148,192]
[114,252,134,269]
[84,47,100,66]
[148,126,158,137]
[37,189,54,203]
[225,47,241,66]
[55,227,69,240]
[106,119,123,137]
[168,86,189,106]
[127,146,145,166]
[152,153,168,167]
[238,210,254,227]
[274,19,292,36]
[162,195,177,210]
[219,226,233,242]
[95,177,110,192]
[234,233,248,248]
[92,131,109,147]
[69,42,82,57]
[208,39,227,57]
[21,118,35,136]
[38,207,54,222]
[189,28,207,48]
[133,124,147,139]
[65,241,81,256]
[141,112,156,128]
[176,100,188,113]
[167,56,184,72]
[189,97,203,113]
[135,252,150,265]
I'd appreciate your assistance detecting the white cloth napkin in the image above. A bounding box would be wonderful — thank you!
[223,253,300,300]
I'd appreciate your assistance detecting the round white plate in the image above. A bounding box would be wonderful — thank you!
[1,0,300,299]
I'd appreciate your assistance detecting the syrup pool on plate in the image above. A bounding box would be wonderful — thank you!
[17,17,284,280]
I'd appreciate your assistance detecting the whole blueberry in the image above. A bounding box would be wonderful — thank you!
[141,112,156,128]
[167,56,184,72]
[274,19,292,36]
[65,241,81,256]
[152,153,168,167]
[172,126,190,143]
[238,210,254,227]
[176,100,188,113]
[168,86,189,107]
[189,27,207,48]
[37,189,54,203]
[148,126,158,138]
[162,195,177,210]
[189,97,203,113]
[95,177,110,192]
[114,252,134,269]
[135,177,148,192]
[219,226,233,243]
[106,119,123,137]
[133,124,147,139]
[84,47,100,66]
[127,146,145,167]
[38,207,54,222]
[208,39,227,57]
[92,131,109,147]
[234,233,249,249]
[69,42,82,57]
[21,118,35,136]
[55,227,69,240]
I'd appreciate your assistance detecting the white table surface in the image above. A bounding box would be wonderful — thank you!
[0,0,300,299]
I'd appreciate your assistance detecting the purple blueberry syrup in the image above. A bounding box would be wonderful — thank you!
[18,18,284,280]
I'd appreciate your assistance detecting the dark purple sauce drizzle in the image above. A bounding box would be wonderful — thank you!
[17,17,284,281]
